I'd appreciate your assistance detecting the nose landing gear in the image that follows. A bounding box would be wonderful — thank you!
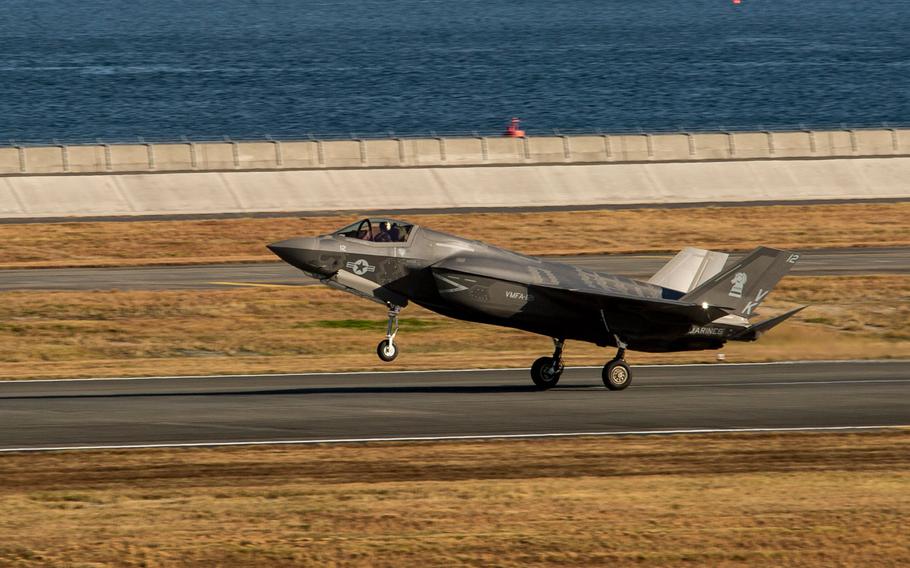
[376,305,401,362]
[530,338,565,389]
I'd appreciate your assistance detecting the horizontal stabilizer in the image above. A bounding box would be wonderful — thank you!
[648,247,729,293]
[732,305,808,341]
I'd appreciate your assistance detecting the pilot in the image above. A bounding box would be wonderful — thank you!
[375,221,394,242]
[388,223,403,242]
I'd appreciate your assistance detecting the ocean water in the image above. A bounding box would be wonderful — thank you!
[0,0,907,142]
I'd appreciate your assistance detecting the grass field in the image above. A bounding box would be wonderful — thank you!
[0,275,906,379]
[1,431,907,566]
[0,202,906,268]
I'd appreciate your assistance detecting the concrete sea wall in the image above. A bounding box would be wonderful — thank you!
[0,128,908,218]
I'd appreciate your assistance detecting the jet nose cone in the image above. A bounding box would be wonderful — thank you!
[267,237,338,277]
[267,237,318,257]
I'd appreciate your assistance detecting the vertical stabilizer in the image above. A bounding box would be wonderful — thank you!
[681,247,799,318]
[648,247,729,293]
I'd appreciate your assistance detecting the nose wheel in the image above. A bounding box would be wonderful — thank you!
[377,339,398,362]
[376,305,401,362]
[530,338,565,389]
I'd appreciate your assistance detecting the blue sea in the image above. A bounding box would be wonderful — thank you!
[0,0,907,143]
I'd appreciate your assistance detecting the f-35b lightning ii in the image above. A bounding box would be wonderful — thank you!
[268,218,805,391]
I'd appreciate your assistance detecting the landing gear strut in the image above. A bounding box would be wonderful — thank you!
[602,344,632,391]
[376,305,401,362]
[530,338,565,390]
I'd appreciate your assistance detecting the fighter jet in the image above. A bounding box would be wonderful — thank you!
[268,218,805,390]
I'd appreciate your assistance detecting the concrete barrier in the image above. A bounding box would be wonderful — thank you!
[281,141,320,169]
[651,134,692,161]
[0,147,22,173]
[197,142,236,170]
[854,130,896,155]
[615,134,651,161]
[152,144,193,171]
[570,136,604,162]
[485,136,525,164]
[2,127,907,175]
[769,131,812,158]
[0,156,907,219]
[441,138,484,165]
[22,145,65,174]
[322,140,362,168]
[897,129,910,152]
[237,141,280,169]
[365,139,401,167]
[109,144,150,172]
[408,138,445,166]
[0,127,907,219]
[731,132,772,159]
[67,145,107,172]
[527,136,567,163]
[690,133,731,160]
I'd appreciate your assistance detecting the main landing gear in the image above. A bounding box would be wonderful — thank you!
[602,347,632,391]
[530,338,565,389]
[529,339,633,391]
[376,305,401,362]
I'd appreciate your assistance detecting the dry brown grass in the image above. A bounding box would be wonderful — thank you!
[0,275,906,380]
[0,431,908,566]
[0,202,906,268]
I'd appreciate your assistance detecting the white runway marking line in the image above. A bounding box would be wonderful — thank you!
[208,281,300,288]
[0,359,906,384]
[1,425,907,453]
[636,378,910,388]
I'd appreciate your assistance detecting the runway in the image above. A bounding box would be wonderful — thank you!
[1,360,907,451]
[1,247,905,291]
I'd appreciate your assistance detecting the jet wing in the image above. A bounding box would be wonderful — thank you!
[431,255,732,326]
[529,282,732,325]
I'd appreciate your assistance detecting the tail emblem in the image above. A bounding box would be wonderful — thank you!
[729,272,747,298]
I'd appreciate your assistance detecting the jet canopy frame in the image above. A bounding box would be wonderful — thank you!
[334,218,415,244]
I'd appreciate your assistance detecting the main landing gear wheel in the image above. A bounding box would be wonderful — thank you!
[377,339,399,362]
[602,358,632,391]
[376,304,401,363]
[530,338,565,390]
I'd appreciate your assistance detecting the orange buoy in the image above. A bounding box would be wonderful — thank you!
[504,117,525,137]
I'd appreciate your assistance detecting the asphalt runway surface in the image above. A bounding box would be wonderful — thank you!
[1,247,906,291]
[1,361,907,451]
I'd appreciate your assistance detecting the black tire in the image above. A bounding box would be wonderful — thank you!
[377,339,398,362]
[531,356,563,390]
[602,360,632,390]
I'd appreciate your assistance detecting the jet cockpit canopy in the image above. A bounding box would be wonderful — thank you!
[334,218,414,243]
